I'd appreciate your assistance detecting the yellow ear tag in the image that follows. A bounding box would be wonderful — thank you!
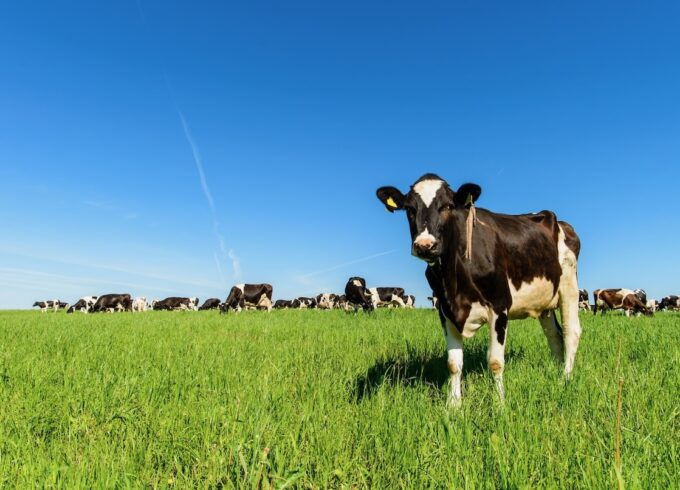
[386,197,398,209]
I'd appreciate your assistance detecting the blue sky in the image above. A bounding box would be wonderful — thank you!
[1,1,679,308]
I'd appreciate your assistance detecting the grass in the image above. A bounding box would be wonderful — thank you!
[0,309,678,488]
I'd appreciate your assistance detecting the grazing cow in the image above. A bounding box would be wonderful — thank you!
[368,287,406,308]
[658,295,680,311]
[634,289,647,305]
[274,299,294,309]
[132,297,149,312]
[56,301,69,311]
[32,300,58,313]
[593,289,652,317]
[92,294,132,313]
[377,173,582,406]
[401,294,416,309]
[344,277,374,312]
[428,296,439,309]
[67,296,98,314]
[152,297,197,311]
[646,299,658,313]
[335,295,352,311]
[221,284,274,312]
[578,289,590,312]
[199,298,221,311]
[293,297,317,309]
[316,293,338,310]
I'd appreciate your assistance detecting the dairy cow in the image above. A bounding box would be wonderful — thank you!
[658,295,680,311]
[344,277,374,312]
[578,289,590,312]
[221,284,273,312]
[377,173,582,406]
[198,298,221,310]
[316,293,338,310]
[152,297,198,311]
[132,297,149,312]
[368,287,406,308]
[32,300,58,312]
[67,296,98,313]
[274,299,294,309]
[401,294,416,309]
[92,294,132,313]
[593,289,652,316]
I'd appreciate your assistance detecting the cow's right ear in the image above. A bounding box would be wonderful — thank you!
[376,186,405,212]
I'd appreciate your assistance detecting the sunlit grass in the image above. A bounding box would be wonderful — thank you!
[0,309,677,487]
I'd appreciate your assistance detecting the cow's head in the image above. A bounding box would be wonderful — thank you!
[376,174,481,263]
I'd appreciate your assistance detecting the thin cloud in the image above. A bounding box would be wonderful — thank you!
[298,250,396,279]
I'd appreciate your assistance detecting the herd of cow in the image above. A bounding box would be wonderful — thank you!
[31,278,417,314]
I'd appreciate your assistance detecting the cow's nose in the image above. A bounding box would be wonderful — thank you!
[413,237,438,255]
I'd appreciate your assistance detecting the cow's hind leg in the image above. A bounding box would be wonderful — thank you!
[538,310,564,362]
[487,310,508,401]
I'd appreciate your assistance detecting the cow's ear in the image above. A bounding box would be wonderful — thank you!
[454,183,482,208]
[376,186,406,212]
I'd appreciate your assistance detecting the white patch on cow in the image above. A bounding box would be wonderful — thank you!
[508,277,558,319]
[556,225,582,376]
[352,279,362,287]
[235,284,245,293]
[413,179,443,207]
[414,228,436,248]
[461,301,490,338]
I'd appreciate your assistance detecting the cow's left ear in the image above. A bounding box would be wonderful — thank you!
[454,183,482,208]
[376,186,406,212]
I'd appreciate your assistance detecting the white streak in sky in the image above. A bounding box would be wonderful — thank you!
[299,250,396,279]
[179,112,215,212]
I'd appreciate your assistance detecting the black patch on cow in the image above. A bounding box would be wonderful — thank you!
[494,311,508,345]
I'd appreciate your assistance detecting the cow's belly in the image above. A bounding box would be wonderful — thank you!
[508,277,558,319]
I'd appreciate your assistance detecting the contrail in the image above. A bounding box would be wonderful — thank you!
[299,250,396,279]
[179,112,215,212]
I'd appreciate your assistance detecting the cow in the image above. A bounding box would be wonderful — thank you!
[56,301,69,311]
[646,299,658,313]
[335,295,352,311]
[401,294,416,309]
[368,287,406,308]
[634,289,647,305]
[274,299,294,309]
[593,289,652,317]
[578,289,590,312]
[32,300,58,313]
[427,296,439,309]
[198,298,221,311]
[91,294,132,313]
[658,295,680,311]
[221,284,273,312]
[152,297,197,311]
[293,297,317,309]
[377,173,582,406]
[344,277,374,312]
[132,297,149,312]
[67,296,98,314]
[316,293,338,310]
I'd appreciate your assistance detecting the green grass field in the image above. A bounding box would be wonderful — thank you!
[0,309,678,488]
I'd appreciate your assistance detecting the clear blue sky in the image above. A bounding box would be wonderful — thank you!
[1,1,679,308]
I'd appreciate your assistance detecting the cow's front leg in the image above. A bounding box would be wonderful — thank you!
[488,310,508,401]
[444,319,464,408]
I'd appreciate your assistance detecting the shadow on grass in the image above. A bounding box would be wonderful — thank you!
[351,342,525,401]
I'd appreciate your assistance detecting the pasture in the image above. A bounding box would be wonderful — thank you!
[0,309,677,488]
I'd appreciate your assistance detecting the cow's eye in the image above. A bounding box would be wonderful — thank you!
[438,204,452,213]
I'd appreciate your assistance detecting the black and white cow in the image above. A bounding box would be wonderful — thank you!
[368,287,406,308]
[593,289,652,316]
[221,284,273,312]
[32,300,58,313]
[344,277,374,312]
[91,294,132,313]
[578,289,590,312]
[657,295,679,311]
[67,296,98,313]
[274,299,294,309]
[427,296,439,309]
[198,298,221,311]
[335,295,351,311]
[132,297,149,312]
[316,293,338,310]
[377,173,582,406]
[292,297,317,309]
[401,294,416,309]
[634,289,647,305]
[152,297,198,311]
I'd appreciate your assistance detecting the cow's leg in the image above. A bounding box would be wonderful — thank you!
[558,278,581,378]
[487,310,508,401]
[538,310,565,362]
[444,319,464,408]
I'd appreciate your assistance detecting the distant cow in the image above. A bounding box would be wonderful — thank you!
[153,297,198,311]
[427,296,439,309]
[67,296,98,314]
[593,289,652,317]
[132,297,149,312]
[293,297,317,309]
[578,289,590,311]
[646,299,658,313]
[316,293,338,310]
[274,299,294,309]
[32,300,58,313]
[199,298,221,310]
[401,294,416,309]
[221,284,273,312]
[368,287,406,308]
[344,277,374,312]
[658,295,680,311]
[335,295,351,311]
[92,294,132,313]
